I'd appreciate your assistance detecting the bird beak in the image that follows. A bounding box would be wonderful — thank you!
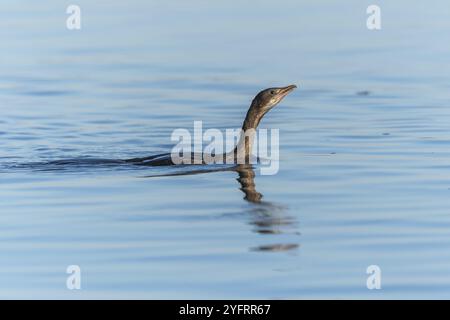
[279,84,297,96]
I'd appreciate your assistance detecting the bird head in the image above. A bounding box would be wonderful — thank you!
[252,84,297,114]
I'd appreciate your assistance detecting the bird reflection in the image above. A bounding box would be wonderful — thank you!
[235,164,299,252]
[236,164,263,203]
[140,164,299,253]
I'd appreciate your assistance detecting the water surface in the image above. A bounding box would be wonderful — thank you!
[1,0,450,299]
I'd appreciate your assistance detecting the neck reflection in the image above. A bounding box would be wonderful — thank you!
[141,164,299,253]
[235,165,299,253]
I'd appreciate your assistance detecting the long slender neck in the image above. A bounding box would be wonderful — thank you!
[242,101,264,131]
[232,99,264,162]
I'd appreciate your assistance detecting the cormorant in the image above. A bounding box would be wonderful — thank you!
[126,85,297,166]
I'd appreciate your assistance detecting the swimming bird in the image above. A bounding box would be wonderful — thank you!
[126,85,297,166]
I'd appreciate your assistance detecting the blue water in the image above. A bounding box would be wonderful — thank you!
[1,0,450,299]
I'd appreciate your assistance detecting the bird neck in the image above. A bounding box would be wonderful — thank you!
[232,100,263,162]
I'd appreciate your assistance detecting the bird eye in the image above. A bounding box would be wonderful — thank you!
[270,90,275,95]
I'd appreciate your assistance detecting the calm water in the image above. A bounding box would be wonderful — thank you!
[1,0,450,299]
